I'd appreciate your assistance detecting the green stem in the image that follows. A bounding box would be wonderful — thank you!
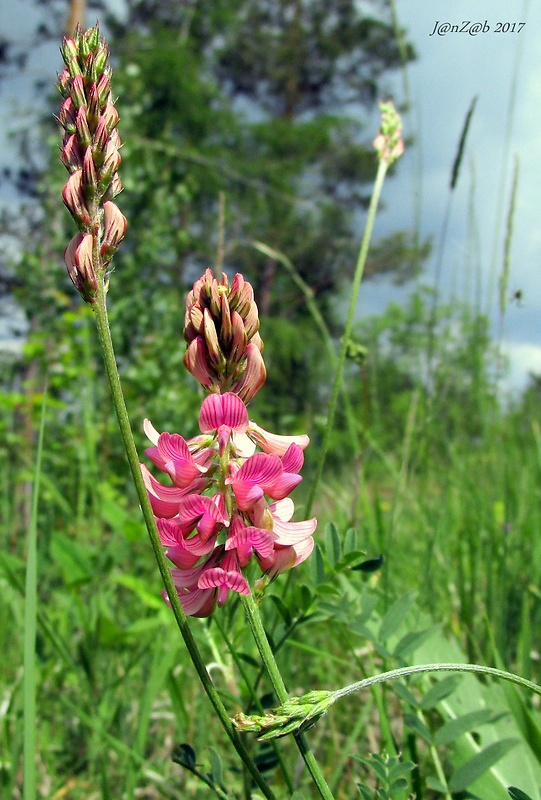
[214,617,295,794]
[91,277,276,800]
[242,592,335,800]
[416,707,452,800]
[23,386,47,800]
[306,159,389,517]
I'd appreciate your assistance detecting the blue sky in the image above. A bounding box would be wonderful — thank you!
[0,0,539,389]
[362,0,541,390]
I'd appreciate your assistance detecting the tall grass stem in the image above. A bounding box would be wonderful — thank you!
[306,158,389,517]
[23,385,47,800]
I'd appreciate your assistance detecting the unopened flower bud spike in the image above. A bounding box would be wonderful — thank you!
[57,23,126,304]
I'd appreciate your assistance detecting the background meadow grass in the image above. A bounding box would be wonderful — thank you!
[2,5,541,799]
[2,257,541,799]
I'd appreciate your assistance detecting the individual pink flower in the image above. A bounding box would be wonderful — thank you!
[226,447,303,510]
[199,392,249,455]
[198,551,250,606]
[140,465,206,518]
[144,431,208,488]
[224,512,275,567]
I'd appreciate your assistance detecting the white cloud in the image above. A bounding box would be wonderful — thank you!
[501,341,541,390]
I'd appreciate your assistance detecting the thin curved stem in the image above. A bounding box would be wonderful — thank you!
[334,662,541,701]
[306,159,389,517]
[92,277,276,800]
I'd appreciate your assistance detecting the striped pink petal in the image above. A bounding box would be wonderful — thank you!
[199,392,249,433]
[248,422,310,456]
[225,516,275,565]
[146,432,206,488]
[140,464,200,518]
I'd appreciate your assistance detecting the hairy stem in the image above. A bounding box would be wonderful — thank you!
[242,592,335,800]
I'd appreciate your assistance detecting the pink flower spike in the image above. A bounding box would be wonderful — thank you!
[248,422,310,456]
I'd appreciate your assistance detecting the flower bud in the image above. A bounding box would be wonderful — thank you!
[184,269,266,399]
[75,105,92,148]
[61,134,84,172]
[60,38,81,78]
[81,147,98,201]
[64,232,97,301]
[100,201,127,261]
[62,171,91,227]
[70,74,87,110]
[58,97,77,133]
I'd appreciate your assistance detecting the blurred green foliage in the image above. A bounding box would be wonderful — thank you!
[2,3,541,797]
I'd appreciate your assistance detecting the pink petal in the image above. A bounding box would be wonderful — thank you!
[268,498,295,523]
[271,516,317,545]
[225,516,275,566]
[257,545,297,575]
[143,418,160,445]
[154,432,206,487]
[199,392,249,434]
[163,586,217,618]
[140,464,197,518]
[165,545,201,570]
[265,473,303,501]
[156,518,184,546]
[281,443,304,473]
[198,567,250,597]
[248,422,310,456]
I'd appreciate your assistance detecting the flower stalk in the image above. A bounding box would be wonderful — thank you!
[241,592,335,800]
[306,101,403,516]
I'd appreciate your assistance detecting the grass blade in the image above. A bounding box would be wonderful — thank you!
[23,385,47,800]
